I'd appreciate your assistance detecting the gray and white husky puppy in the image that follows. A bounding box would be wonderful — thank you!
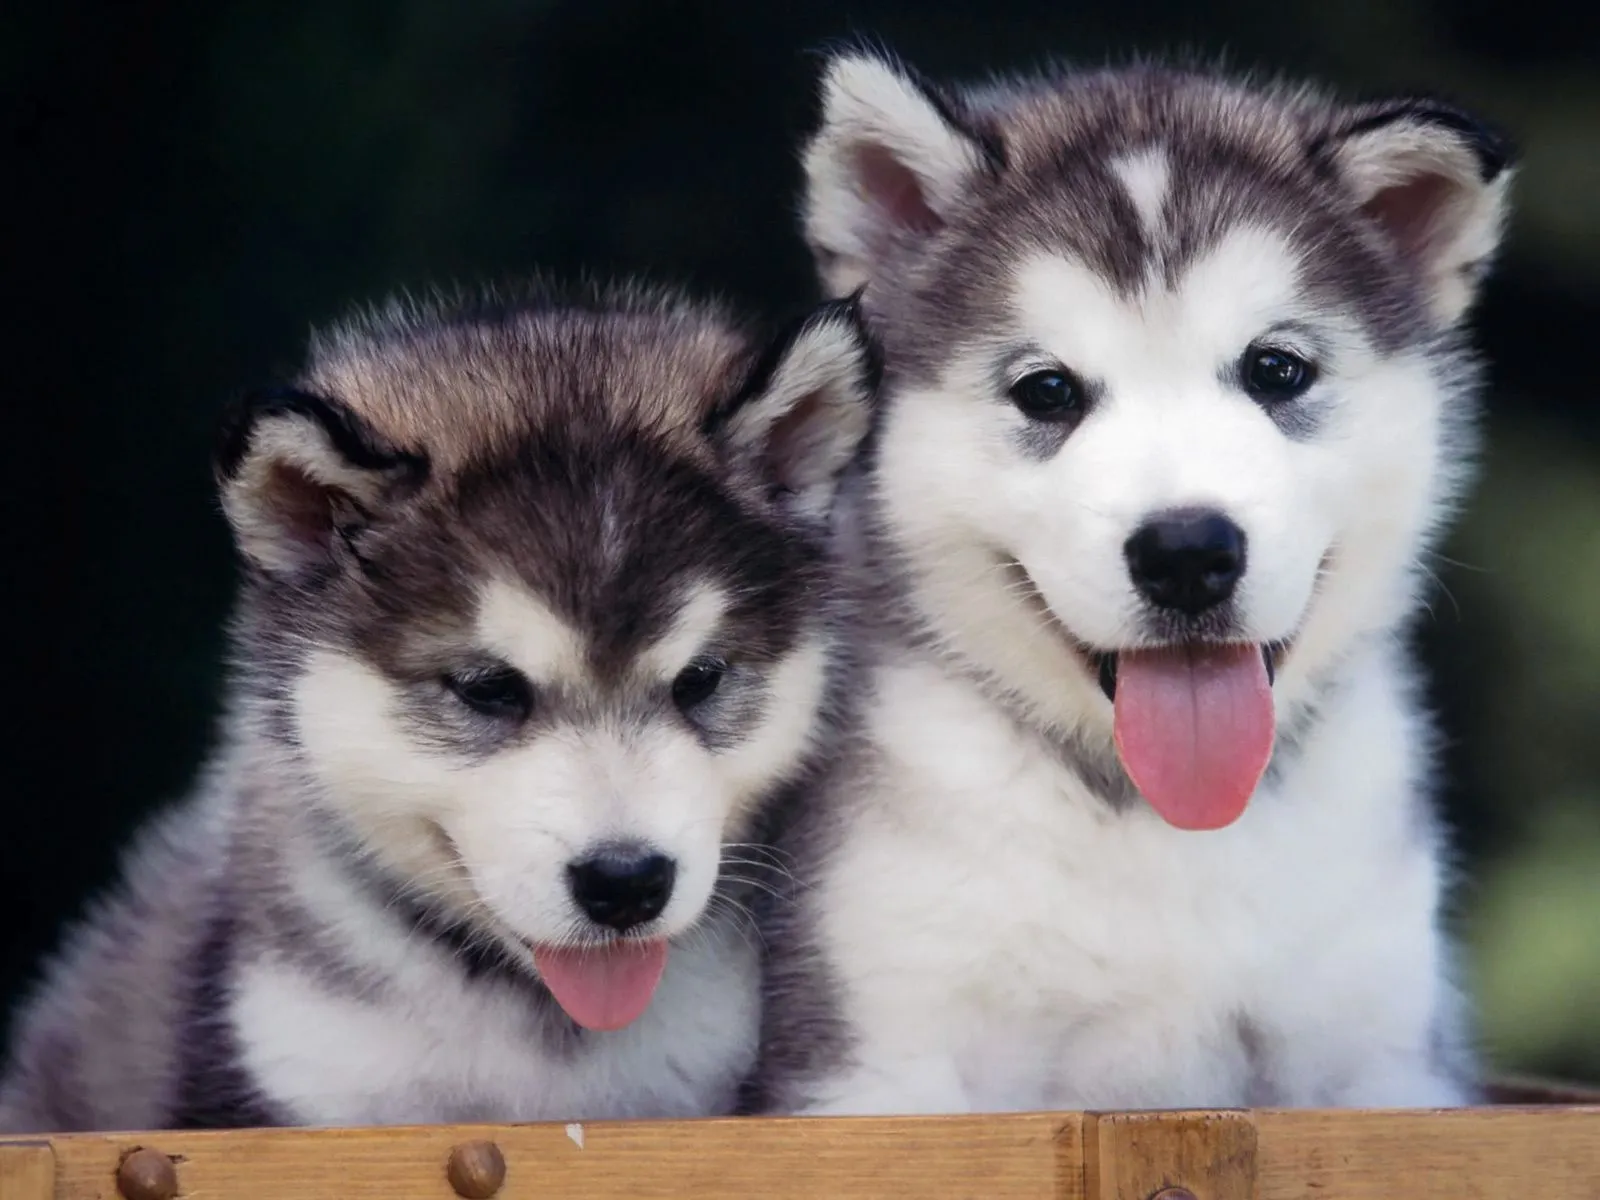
[751,49,1514,1114]
[0,281,875,1131]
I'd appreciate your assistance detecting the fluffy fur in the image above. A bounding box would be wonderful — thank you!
[0,281,876,1131]
[750,50,1514,1114]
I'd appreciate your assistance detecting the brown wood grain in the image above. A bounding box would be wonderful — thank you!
[1084,1110,1257,1200]
[35,1113,1082,1200]
[11,1105,1600,1200]
[0,1140,55,1200]
[1256,1107,1600,1200]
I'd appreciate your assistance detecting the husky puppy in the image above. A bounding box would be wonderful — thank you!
[0,282,875,1131]
[751,50,1514,1114]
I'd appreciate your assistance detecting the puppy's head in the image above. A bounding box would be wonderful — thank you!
[217,284,874,1027]
[802,52,1513,829]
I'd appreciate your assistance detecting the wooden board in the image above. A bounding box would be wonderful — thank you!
[1085,1110,1257,1200]
[29,1113,1081,1200]
[7,1105,1600,1200]
[0,1141,55,1200]
[1255,1108,1600,1200]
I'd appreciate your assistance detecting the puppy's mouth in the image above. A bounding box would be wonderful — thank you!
[1088,642,1287,703]
[1070,640,1277,833]
[425,823,674,1033]
[1005,558,1300,834]
[526,936,669,1033]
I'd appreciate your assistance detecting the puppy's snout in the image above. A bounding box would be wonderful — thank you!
[567,847,676,931]
[1124,507,1247,615]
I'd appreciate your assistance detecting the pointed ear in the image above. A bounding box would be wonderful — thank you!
[214,388,429,577]
[1320,98,1516,328]
[801,50,999,296]
[709,296,880,522]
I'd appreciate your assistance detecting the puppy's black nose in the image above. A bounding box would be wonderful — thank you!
[1124,509,1247,615]
[567,850,676,931]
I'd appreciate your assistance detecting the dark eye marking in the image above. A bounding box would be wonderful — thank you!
[443,665,535,721]
[1008,368,1087,422]
[671,656,726,711]
[1240,345,1317,403]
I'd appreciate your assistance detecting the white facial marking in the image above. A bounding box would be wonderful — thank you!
[1110,149,1171,237]
[1002,229,1330,648]
[717,636,832,805]
[640,581,729,681]
[475,578,588,685]
[290,572,834,949]
[292,645,732,943]
[873,219,1438,738]
[1011,224,1306,382]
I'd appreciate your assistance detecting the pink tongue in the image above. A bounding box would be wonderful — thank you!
[1113,644,1275,831]
[533,940,668,1031]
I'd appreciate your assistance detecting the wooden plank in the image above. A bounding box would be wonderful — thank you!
[1084,1111,1257,1200]
[21,1105,1600,1200]
[1256,1107,1600,1200]
[0,1140,56,1200]
[44,1113,1083,1200]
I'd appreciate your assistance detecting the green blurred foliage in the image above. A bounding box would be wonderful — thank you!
[1450,428,1600,1082]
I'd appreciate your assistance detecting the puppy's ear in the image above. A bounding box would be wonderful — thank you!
[709,296,880,522]
[1319,98,1515,327]
[801,50,999,296]
[214,388,429,578]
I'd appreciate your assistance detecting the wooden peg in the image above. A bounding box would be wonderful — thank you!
[116,1147,179,1200]
[446,1139,507,1199]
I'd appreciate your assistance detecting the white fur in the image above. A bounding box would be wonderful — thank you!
[782,185,1481,1111]
[719,636,832,800]
[639,580,730,682]
[477,578,591,687]
[800,651,1456,1113]
[234,906,758,1125]
[873,228,1450,741]
[1111,150,1172,235]
[293,627,827,951]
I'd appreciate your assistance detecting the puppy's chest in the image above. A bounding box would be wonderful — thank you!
[230,933,759,1125]
[830,783,1289,1007]
[827,668,1343,1091]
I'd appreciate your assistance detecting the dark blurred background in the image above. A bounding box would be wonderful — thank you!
[5,0,1597,1085]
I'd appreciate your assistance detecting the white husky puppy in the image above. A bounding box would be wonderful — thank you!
[750,49,1514,1114]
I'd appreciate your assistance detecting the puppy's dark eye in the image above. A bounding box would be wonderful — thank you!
[445,667,534,721]
[1008,369,1084,422]
[671,657,726,711]
[1242,347,1315,401]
